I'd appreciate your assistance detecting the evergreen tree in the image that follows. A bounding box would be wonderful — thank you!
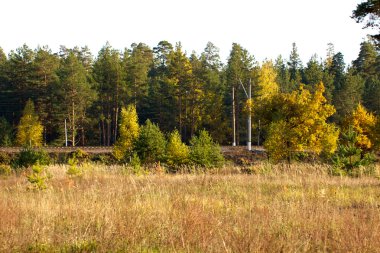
[353,40,378,76]
[33,46,60,143]
[93,42,125,145]
[5,45,36,120]
[303,55,324,89]
[199,42,228,143]
[125,43,153,110]
[148,41,175,132]
[226,43,254,145]
[189,129,224,167]
[166,42,193,138]
[57,52,96,146]
[0,117,13,146]
[287,42,302,89]
[134,119,167,163]
[274,55,291,93]
[352,0,380,45]
[333,70,365,123]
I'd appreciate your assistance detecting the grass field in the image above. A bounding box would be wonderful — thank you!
[1,163,380,252]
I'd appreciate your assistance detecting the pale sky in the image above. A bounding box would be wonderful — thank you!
[1,0,373,65]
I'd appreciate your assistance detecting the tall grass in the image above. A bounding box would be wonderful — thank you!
[0,163,379,252]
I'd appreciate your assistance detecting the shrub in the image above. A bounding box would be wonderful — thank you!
[27,164,48,190]
[68,148,89,164]
[0,164,12,176]
[66,154,82,177]
[189,129,224,168]
[0,152,11,165]
[134,120,166,163]
[11,148,50,169]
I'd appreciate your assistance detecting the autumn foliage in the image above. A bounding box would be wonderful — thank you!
[264,83,339,161]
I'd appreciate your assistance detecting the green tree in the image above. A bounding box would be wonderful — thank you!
[226,43,255,145]
[134,119,167,163]
[199,42,228,143]
[352,0,380,45]
[189,129,224,167]
[16,99,43,147]
[5,45,36,122]
[333,70,365,123]
[353,40,378,76]
[303,55,324,89]
[0,117,13,146]
[147,41,175,132]
[113,105,140,161]
[33,46,60,143]
[93,43,126,145]
[274,55,291,93]
[332,127,375,175]
[167,42,193,137]
[287,42,302,89]
[125,43,153,109]
[57,52,96,146]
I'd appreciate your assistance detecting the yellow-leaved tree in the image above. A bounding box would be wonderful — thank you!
[166,129,189,166]
[344,103,377,151]
[264,82,339,162]
[256,60,279,102]
[113,104,139,161]
[16,99,43,147]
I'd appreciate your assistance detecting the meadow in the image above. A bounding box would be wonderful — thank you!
[1,163,380,252]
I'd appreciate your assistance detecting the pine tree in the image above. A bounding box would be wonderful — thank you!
[352,0,380,45]
[167,43,193,137]
[333,70,365,123]
[303,55,324,89]
[16,99,43,147]
[353,40,378,77]
[57,51,96,146]
[134,119,167,163]
[287,42,302,88]
[93,43,126,145]
[189,129,224,167]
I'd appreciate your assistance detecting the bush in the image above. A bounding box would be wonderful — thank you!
[134,120,166,163]
[189,129,224,168]
[0,152,11,165]
[0,164,12,176]
[68,148,89,164]
[27,164,48,190]
[11,148,50,169]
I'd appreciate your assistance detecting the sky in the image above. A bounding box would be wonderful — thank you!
[0,0,373,65]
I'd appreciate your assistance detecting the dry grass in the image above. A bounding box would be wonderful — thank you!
[0,163,380,252]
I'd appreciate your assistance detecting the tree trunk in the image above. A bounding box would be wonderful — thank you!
[72,101,75,147]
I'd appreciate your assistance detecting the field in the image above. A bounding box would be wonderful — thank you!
[1,163,380,252]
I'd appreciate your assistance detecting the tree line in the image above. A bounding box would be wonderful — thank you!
[0,39,380,150]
